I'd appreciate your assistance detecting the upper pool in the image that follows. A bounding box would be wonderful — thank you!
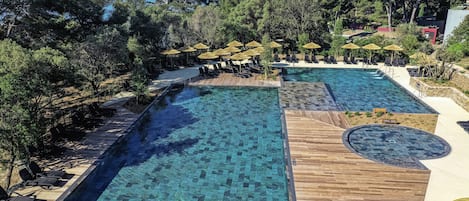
[283,68,435,113]
[65,86,289,201]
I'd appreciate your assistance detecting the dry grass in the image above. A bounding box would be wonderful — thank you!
[457,57,469,69]
[345,112,438,133]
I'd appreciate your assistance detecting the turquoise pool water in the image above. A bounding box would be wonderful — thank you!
[65,86,288,201]
[283,68,435,113]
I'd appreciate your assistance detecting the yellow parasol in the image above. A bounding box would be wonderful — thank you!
[341,43,360,50]
[302,42,321,49]
[245,40,262,48]
[362,43,381,64]
[270,41,282,48]
[181,46,197,53]
[230,53,249,72]
[383,44,404,63]
[161,49,181,55]
[253,46,264,53]
[342,43,360,58]
[197,52,218,60]
[213,48,231,56]
[224,46,242,53]
[243,49,261,57]
[226,40,243,47]
[193,43,210,50]
[181,46,197,65]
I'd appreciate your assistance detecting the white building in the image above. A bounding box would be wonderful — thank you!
[443,8,469,44]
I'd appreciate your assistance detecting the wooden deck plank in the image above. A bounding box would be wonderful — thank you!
[189,73,281,87]
[285,110,430,201]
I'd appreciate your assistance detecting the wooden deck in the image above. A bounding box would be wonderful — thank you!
[189,73,281,87]
[285,110,430,201]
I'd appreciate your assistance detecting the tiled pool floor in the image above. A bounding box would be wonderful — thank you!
[279,82,339,111]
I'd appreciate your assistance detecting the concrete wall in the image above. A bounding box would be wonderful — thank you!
[410,78,469,112]
[443,9,469,43]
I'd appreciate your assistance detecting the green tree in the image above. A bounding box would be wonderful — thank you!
[329,18,346,57]
[189,6,224,47]
[447,15,469,56]
[298,33,309,54]
[260,34,273,79]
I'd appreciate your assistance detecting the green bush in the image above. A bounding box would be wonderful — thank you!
[376,111,384,117]
[365,112,372,117]
[354,111,361,116]
[388,112,394,116]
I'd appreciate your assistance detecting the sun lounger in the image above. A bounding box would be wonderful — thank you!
[392,58,399,66]
[312,54,319,63]
[382,119,399,124]
[351,56,358,64]
[285,54,291,62]
[0,186,36,201]
[371,57,378,65]
[304,55,311,63]
[19,169,60,189]
[323,55,330,64]
[384,57,392,66]
[330,56,338,64]
[274,53,280,62]
[399,58,406,67]
[292,54,298,63]
[344,55,352,64]
[29,162,68,179]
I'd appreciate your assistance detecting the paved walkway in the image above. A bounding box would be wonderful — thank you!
[279,61,469,201]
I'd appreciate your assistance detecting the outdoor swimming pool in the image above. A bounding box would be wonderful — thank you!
[65,86,289,201]
[283,68,435,113]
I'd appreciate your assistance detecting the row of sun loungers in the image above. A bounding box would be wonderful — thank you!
[2,162,72,201]
[384,57,407,67]
[198,59,265,79]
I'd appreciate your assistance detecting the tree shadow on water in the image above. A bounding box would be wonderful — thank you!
[64,88,203,201]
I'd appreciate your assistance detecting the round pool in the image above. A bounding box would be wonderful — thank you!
[342,124,450,169]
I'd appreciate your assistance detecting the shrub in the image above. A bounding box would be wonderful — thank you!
[388,112,394,116]
[354,111,361,116]
[376,111,384,117]
[365,112,372,117]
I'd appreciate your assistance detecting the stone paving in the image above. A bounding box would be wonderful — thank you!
[279,82,339,111]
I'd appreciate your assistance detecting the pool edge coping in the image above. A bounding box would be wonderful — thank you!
[56,85,174,201]
[341,124,452,170]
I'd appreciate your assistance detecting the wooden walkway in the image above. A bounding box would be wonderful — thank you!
[189,73,281,87]
[285,110,430,201]
[16,106,140,201]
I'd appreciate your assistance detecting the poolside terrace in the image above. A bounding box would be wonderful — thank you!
[21,61,469,201]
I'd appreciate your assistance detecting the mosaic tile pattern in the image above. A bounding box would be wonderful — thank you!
[283,68,436,113]
[279,82,339,111]
[65,87,288,201]
[343,125,451,169]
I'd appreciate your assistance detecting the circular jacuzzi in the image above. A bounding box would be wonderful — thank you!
[343,124,451,169]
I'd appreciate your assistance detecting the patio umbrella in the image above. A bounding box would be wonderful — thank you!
[197,52,218,60]
[230,53,249,72]
[224,46,242,53]
[270,41,282,48]
[213,48,231,61]
[161,49,181,68]
[197,52,218,68]
[182,46,197,65]
[342,43,360,58]
[303,42,321,60]
[383,44,404,63]
[193,43,210,50]
[245,40,262,48]
[303,42,321,49]
[253,46,264,53]
[362,43,381,64]
[227,40,243,47]
[243,49,261,57]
